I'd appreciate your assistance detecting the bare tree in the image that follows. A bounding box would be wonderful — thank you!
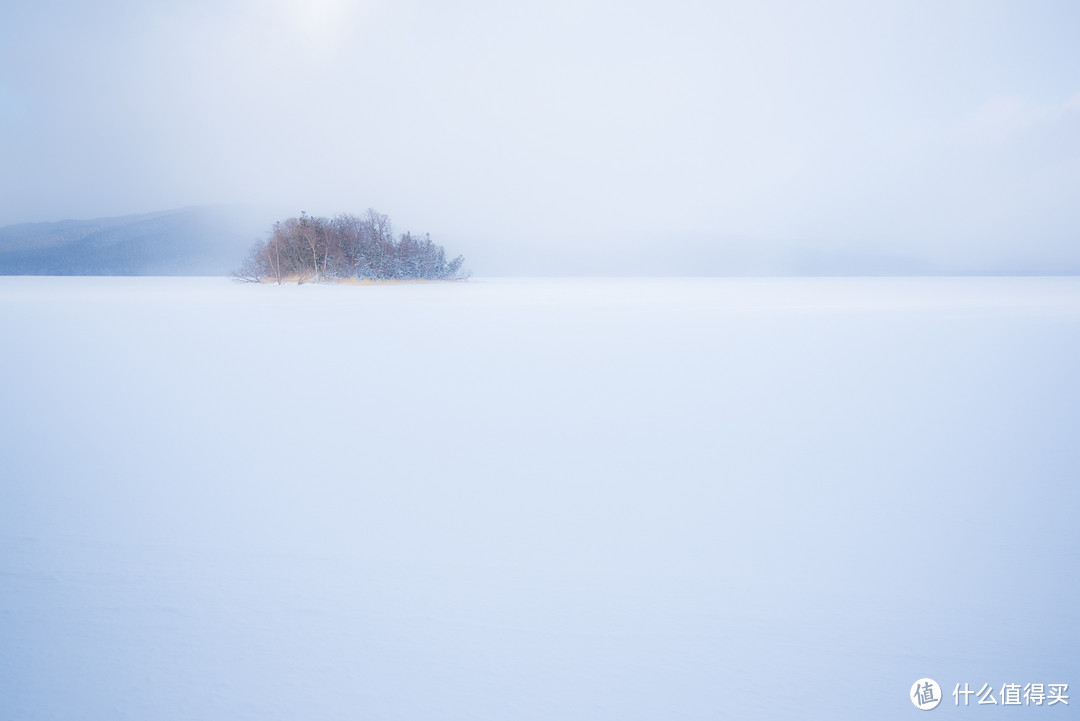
[231,241,264,283]
[232,209,469,283]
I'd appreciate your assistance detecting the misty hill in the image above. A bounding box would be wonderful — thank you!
[0,207,271,276]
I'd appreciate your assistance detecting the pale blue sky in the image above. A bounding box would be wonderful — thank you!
[2,0,1078,272]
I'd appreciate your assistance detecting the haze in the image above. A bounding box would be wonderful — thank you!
[2,0,1078,274]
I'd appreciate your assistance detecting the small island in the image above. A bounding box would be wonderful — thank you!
[234,209,468,284]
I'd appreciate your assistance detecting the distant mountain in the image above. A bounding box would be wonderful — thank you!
[0,206,274,275]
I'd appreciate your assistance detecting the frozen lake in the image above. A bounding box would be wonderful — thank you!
[1,276,1078,719]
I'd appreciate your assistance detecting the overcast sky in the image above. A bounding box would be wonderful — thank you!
[2,0,1078,273]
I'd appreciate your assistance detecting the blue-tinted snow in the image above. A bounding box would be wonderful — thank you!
[1,277,1078,719]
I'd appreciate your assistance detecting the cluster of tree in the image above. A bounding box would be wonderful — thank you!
[233,209,468,283]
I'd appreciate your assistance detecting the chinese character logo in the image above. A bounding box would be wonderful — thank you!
[950,680,1069,707]
[912,678,942,710]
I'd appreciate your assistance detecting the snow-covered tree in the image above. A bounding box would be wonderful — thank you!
[235,209,469,283]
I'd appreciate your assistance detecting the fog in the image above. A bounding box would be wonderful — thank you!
[2,0,1078,274]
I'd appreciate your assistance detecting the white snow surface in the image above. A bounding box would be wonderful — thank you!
[1,276,1078,719]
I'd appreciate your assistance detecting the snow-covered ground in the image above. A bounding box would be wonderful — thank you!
[1,276,1078,719]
